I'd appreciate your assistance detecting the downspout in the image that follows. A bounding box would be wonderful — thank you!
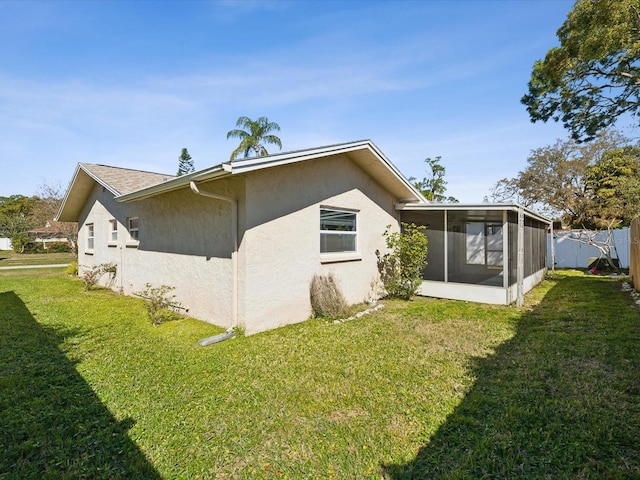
[189,181,239,331]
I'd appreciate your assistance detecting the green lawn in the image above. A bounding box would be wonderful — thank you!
[1,268,638,479]
[0,250,76,267]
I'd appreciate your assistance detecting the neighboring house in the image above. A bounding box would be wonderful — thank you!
[56,140,549,335]
[28,221,69,249]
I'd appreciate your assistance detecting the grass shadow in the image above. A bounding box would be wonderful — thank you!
[0,291,161,479]
[383,273,640,479]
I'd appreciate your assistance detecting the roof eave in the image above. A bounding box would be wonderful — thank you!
[229,140,427,204]
[55,164,119,222]
[116,165,229,203]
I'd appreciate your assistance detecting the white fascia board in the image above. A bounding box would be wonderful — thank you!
[365,140,429,204]
[55,163,87,221]
[55,163,118,221]
[230,140,427,203]
[80,164,120,196]
[228,140,374,174]
[117,165,229,203]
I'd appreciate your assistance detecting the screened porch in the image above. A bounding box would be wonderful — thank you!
[399,204,549,306]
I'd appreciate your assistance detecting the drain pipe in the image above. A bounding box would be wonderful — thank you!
[189,181,239,333]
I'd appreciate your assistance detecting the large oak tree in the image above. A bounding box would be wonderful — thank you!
[487,130,640,228]
[522,0,640,141]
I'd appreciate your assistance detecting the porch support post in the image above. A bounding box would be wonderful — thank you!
[502,210,508,300]
[550,220,555,277]
[517,206,525,307]
[443,209,448,283]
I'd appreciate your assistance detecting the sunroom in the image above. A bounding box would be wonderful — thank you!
[399,204,550,306]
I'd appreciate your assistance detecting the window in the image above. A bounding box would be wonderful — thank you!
[465,222,503,266]
[109,219,118,242]
[86,223,94,250]
[465,222,484,264]
[320,208,357,253]
[485,223,503,267]
[128,217,139,240]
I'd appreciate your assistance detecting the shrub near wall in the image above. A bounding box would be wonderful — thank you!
[630,217,640,290]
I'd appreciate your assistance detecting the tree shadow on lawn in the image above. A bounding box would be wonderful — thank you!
[0,291,161,480]
[383,274,640,479]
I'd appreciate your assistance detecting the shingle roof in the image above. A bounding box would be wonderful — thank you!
[81,163,174,195]
[57,140,428,221]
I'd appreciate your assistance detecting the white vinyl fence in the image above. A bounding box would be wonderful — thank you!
[547,228,630,269]
[0,237,12,250]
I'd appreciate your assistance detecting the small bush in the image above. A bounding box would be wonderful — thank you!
[65,261,78,276]
[80,262,117,291]
[310,273,348,319]
[135,283,186,326]
[376,223,428,300]
[11,233,28,253]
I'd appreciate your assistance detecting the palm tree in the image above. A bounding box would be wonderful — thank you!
[226,116,282,161]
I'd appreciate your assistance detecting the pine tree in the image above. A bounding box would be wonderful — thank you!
[177,148,194,176]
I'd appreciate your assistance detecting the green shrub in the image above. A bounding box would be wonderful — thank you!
[47,242,72,253]
[135,283,186,326]
[65,261,78,276]
[80,263,117,291]
[376,223,428,300]
[11,233,28,253]
[310,273,348,319]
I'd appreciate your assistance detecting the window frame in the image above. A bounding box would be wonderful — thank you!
[86,223,94,251]
[109,219,118,243]
[484,222,504,267]
[465,221,504,267]
[319,207,360,262]
[127,217,139,243]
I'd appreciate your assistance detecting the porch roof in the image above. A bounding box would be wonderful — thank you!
[396,202,551,225]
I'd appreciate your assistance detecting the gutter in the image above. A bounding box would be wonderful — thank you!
[189,181,239,330]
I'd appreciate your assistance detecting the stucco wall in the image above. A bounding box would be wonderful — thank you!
[78,180,240,328]
[240,154,399,334]
[77,156,401,334]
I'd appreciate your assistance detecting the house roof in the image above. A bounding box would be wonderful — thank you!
[56,163,175,221]
[56,140,427,221]
[28,221,67,234]
[117,140,427,204]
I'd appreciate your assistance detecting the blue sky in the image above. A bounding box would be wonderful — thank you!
[1,0,578,203]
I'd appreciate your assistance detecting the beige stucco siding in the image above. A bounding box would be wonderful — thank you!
[240,154,399,334]
[77,155,401,334]
[78,181,239,328]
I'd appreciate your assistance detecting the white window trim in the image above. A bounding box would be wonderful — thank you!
[320,206,360,262]
[109,219,118,245]
[465,221,503,267]
[86,223,94,252]
[485,222,504,268]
